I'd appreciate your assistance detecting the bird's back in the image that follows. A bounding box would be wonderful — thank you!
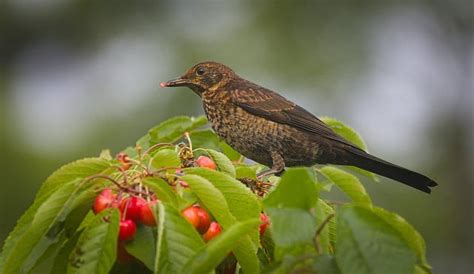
[201,78,324,167]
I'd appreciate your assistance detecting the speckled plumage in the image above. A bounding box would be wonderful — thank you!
[161,61,437,193]
[202,81,321,169]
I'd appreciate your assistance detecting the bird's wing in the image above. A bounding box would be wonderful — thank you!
[230,81,363,150]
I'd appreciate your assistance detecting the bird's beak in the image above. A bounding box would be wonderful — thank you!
[160,77,189,88]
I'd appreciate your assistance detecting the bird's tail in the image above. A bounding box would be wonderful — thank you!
[338,147,438,193]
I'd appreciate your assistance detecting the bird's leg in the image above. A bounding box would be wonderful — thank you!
[257,151,285,180]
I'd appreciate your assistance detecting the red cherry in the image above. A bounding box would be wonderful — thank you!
[203,222,221,242]
[259,213,270,236]
[116,242,134,264]
[120,196,146,222]
[118,219,137,241]
[116,152,130,163]
[182,206,200,228]
[193,205,211,234]
[116,153,131,171]
[140,199,158,226]
[93,188,117,214]
[181,205,212,234]
[196,156,216,170]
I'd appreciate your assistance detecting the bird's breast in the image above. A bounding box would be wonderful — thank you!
[201,92,321,167]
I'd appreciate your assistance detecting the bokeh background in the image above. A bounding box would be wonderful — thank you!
[1,1,472,272]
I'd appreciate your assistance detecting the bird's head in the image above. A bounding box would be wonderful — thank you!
[160,61,235,95]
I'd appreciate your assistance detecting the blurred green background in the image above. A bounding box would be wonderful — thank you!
[1,1,472,272]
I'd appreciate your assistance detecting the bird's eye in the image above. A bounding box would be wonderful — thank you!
[196,67,206,76]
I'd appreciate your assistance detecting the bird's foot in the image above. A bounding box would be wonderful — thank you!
[256,169,285,181]
[256,151,285,180]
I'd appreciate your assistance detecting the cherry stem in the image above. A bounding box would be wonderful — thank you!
[143,143,175,157]
[127,187,150,196]
[152,166,182,176]
[83,174,150,198]
[136,145,143,160]
[122,196,130,221]
[184,132,193,151]
[144,186,150,201]
[83,174,126,191]
[121,169,128,184]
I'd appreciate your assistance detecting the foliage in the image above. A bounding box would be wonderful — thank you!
[0,116,431,274]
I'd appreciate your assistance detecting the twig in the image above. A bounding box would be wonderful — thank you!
[313,213,335,254]
[84,174,125,190]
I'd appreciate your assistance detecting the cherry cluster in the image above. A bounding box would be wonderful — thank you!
[92,187,158,263]
[90,149,270,264]
[182,204,220,241]
[93,189,158,239]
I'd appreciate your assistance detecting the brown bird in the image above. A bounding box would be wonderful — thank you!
[160,61,437,193]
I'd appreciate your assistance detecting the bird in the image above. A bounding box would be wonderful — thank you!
[160,61,437,193]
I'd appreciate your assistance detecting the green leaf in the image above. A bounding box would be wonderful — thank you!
[235,164,258,180]
[151,149,181,169]
[37,158,112,200]
[264,168,318,209]
[319,117,367,151]
[203,149,236,177]
[68,209,120,274]
[266,208,316,248]
[1,179,86,273]
[312,255,341,274]
[263,168,319,250]
[181,174,260,273]
[99,149,113,160]
[219,141,241,161]
[320,117,378,181]
[371,207,430,270]
[142,177,179,208]
[347,166,379,182]
[149,116,208,144]
[181,174,235,228]
[25,181,96,272]
[136,134,152,151]
[320,199,337,246]
[154,203,167,273]
[335,205,417,274]
[155,203,204,273]
[122,146,141,159]
[28,234,66,274]
[189,130,221,151]
[0,158,112,271]
[319,166,372,206]
[185,168,262,267]
[0,197,45,271]
[184,219,261,274]
[64,186,99,237]
[414,265,431,274]
[184,168,261,237]
[51,231,83,274]
[124,226,156,271]
[314,199,336,254]
[232,240,260,274]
